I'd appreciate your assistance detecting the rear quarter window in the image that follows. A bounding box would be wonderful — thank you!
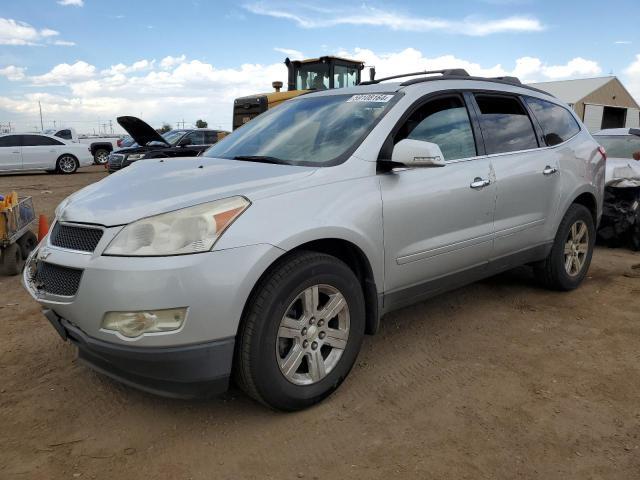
[525,97,581,146]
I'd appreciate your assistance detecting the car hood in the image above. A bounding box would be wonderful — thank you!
[605,157,640,188]
[117,116,169,147]
[57,157,317,226]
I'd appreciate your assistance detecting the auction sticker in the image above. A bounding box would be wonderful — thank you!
[346,94,394,103]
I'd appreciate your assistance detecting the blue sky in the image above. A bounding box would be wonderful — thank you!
[1,0,639,132]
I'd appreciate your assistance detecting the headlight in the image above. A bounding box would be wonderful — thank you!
[126,153,146,161]
[103,196,250,256]
[102,307,187,338]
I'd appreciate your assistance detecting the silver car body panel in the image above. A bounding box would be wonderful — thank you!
[25,78,604,353]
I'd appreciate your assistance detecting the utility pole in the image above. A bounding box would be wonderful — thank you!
[109,119,113,134]
[38,101,44,131]
[53,120,56,129]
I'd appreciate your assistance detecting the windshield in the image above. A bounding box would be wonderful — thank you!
[595,135,640,159]
[205,93,398,166]
[162,130,188,145]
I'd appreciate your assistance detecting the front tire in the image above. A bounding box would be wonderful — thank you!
[56,155,78,174]
[535,204,595,291]
[235,251,365,411]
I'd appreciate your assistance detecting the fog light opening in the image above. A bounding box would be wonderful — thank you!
[101,308,187,338]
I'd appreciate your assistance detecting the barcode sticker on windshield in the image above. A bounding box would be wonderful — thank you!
[346,94,394,103]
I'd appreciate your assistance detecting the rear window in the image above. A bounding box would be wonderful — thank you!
[475,95,538,154]
[525,97,580,146]
[594,135,640,159]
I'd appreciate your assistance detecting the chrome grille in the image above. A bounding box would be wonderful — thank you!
[34,262,83,297]
[108,154,124,172]
[50,223,103,252]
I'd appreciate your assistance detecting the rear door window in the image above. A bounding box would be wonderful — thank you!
[395,95,477,161]
[203,131,219,144]
[474,95,539,154]
[22,135,64,146]
[525,97,581,146]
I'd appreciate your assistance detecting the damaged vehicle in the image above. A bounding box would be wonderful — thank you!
[23,70,604,411]
[593,128,640,250]
[107,116,228,173]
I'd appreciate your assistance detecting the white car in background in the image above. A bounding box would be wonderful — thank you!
[0,133,93,174]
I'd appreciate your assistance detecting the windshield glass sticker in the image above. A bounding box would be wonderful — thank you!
[347,94,394,103]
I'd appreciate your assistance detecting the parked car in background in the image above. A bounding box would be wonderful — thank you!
[45,127,121,166]
[24,71,604,410]
[593,128,640,249]
[0,133,93,174]
[107,116,229,173]
[117,135,135,148]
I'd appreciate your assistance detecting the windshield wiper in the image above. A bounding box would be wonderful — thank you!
[232,155,292,165]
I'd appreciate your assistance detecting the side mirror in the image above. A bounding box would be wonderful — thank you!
[178,137,192,147]
[391,139,446,168]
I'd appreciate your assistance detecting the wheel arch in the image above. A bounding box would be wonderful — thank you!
[239,237,381,339]
[571,191,598,225]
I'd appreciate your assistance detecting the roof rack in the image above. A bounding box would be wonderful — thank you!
[359,69,470,85]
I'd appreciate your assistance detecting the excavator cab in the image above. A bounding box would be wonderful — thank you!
[232,56,365,130]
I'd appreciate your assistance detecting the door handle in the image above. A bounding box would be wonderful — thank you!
[543,166,558,176]
[470,177,491,189]
[12,151,20,154]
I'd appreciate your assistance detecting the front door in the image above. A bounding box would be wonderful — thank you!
[379,94,496,307]
[0,135,23,171]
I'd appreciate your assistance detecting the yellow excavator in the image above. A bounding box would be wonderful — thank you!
[232,56,368,130]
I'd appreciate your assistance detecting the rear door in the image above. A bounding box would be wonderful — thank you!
[470,93,562,258]
[21,135,63,170]
[379,93,496,305]
[0,135,23,171]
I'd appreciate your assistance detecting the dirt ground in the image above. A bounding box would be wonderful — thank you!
[1,166,639,479]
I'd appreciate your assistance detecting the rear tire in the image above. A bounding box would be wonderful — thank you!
[17,231,38,260]
[56,155,78,174]
[535,204,595,291]
[93,148,110,165]
[235,251,365,411]
[1,243,24,276]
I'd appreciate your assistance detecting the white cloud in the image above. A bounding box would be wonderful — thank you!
[540,57,601,79]
[274,47,304,60]
[31,61,96,86]
[0,49,610,132]
[623,54,640,101]
[52,40,76,46]
[160,55,186,69]
[615,40,632,45]
[0,17,75,46]
[244,3,544,36]
[0,18,58,45]
[57,0,84,6]
[0,65,27,81]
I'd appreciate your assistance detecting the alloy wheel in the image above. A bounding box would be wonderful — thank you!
[564,220,589,277]
[95,150,109,164]
[276,284,350,385]
[59,156,77,173]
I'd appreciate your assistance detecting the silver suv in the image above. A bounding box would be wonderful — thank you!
[23,70,605,410]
